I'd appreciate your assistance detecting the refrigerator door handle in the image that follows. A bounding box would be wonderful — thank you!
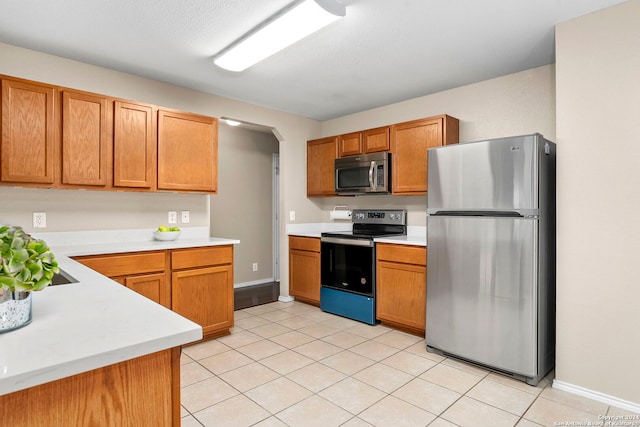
[429,210,525,217]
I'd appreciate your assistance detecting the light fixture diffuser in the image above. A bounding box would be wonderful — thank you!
[214,0,345,72]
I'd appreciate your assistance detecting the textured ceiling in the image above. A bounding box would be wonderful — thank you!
[0,0,627,120]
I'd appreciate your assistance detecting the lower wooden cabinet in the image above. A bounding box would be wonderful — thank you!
[124,273,167,307]
[0,348,181,427]
[171,246,234,340]
[289,236,321,305]
[376,243,427,336]
[73,245,235,340]
[73,251,170,308]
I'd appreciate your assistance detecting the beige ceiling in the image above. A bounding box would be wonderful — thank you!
[0,0,627,120]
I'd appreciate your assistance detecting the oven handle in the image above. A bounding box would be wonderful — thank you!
[321,236,374,247]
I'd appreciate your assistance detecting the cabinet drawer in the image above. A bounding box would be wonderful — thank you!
[289,236,320,252]
[171,245,233,270]
[74,251,166,277]
[376,243,426,265]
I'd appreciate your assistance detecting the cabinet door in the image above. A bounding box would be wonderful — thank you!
[157,109,217,192]
[376,244,427,335]
[376,260,426,333]
[338,132,362,157]
[172,265,233,338]
[391,115,459,195]
[125,272,169,308]
[391,117,443,195]
[61,90,110,186]
[1,78,56,184]
[307,136,337,197]
[114,101,155,189]
[289,248,320,304]
[363,126,390,153]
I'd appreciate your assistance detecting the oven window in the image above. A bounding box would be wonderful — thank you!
[321,242,374,296]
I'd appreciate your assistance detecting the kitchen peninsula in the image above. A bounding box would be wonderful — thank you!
[0,228,239,426]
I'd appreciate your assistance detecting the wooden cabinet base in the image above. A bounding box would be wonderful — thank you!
[379,319,425,337]
[0,348,181,427]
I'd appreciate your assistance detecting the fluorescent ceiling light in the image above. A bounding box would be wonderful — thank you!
[214,0,345,72]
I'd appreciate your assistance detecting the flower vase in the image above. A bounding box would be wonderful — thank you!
[0,290,32,333]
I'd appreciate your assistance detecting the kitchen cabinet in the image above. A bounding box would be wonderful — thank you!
[391,115,459,195]
[73,251,170,308]
[376,243,427,336]
[307,136,337,197]
[0,77,57,185]
[113,100,156,189]
[1,73,219,194]
[289,236,321,305]
[171,246,234,340]
[157,108,218,193]
[337,126,390,158]
[363,126,391,153]
[75,245,235,341]
[338,132,362,157]
[0,348,181,427]
[61,89,111,187]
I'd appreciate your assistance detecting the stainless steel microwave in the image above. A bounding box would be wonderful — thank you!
[335,152,391,195]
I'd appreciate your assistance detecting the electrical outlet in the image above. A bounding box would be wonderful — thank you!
[289,210,295,221]
[252,263,258,272]
[181,210,190,224]
[33,212,47,229]
[168,211,177,224]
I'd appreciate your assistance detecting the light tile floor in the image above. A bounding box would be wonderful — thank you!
[180,301,638,427]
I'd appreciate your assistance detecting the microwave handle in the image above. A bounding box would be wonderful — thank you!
[369,161,375,189]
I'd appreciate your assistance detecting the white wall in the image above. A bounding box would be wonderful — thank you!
[317,64,556,226]
[212,124,279,286]
[555,0,640,406]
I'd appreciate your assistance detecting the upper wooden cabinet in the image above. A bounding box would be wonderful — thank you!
[1,74,219,194]
[157,109,218,193]
[0,78,57,185]
[307,136,337,197]
[391,115,459,195]
[363,126,390,153]
[113,101,156,189]
[61,90,111,187]
[337,126,390,158]
[338,132,362,157]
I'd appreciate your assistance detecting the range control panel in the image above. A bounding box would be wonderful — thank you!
[352,209,407,225]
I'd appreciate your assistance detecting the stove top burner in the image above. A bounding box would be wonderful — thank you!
[321,209,407,240]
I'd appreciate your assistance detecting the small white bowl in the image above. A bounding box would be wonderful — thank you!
[153,231,180,241]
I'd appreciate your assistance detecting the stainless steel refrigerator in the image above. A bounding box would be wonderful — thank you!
[425,133,555,385]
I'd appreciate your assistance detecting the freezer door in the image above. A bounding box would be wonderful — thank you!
[426,215,538,377]
[427,134,541,213]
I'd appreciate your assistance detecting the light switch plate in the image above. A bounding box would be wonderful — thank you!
[289,211,295,221]
[181,210,190,224]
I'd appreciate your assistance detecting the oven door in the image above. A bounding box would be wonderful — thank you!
[321,237,375,296]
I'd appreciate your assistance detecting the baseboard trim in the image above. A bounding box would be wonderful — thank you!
[234,278,275,289]
[553,379,640,413]
[278,295,295,303]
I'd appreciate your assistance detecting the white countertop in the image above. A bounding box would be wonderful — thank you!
[0,227,240,396]
[287,223,427,246]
